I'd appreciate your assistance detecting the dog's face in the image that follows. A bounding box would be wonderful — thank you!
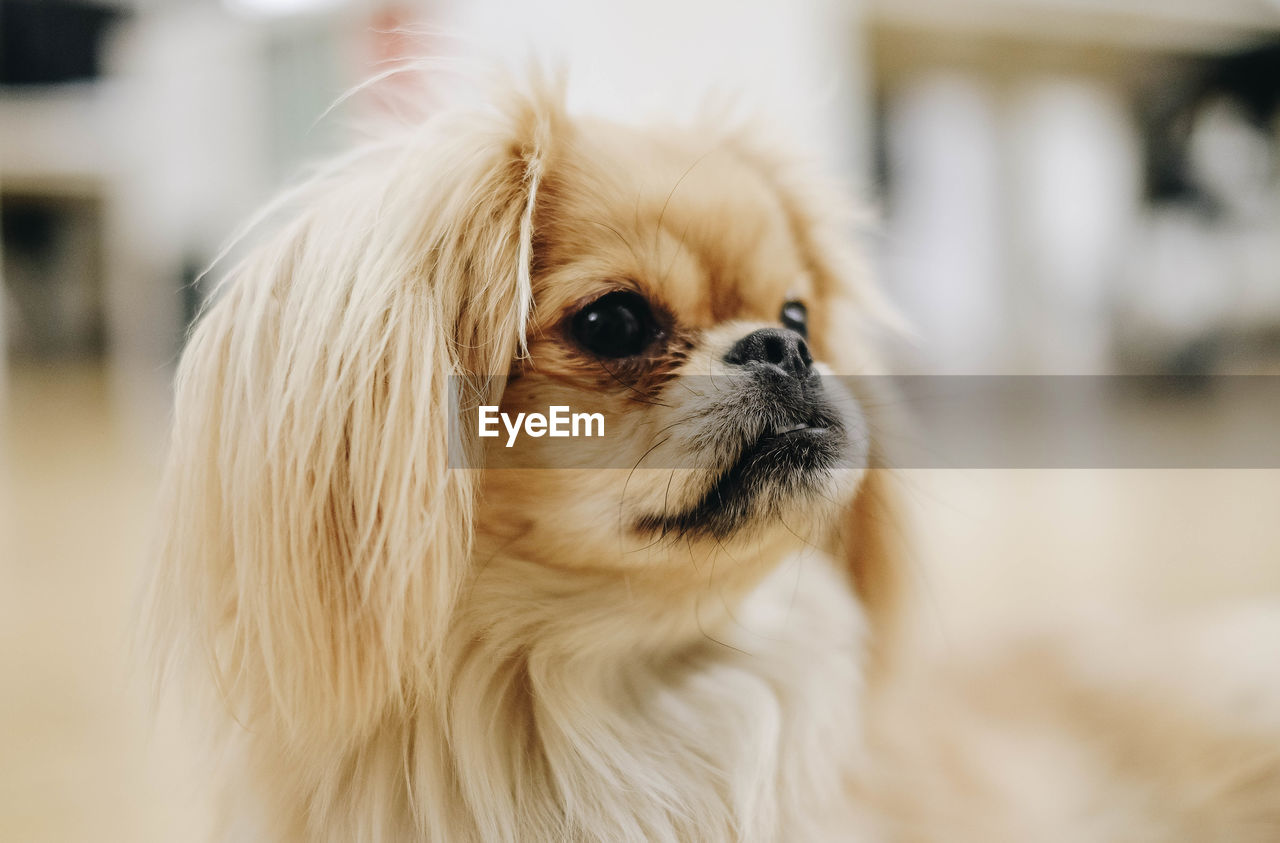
[477,119,870,575]
[153,89,895,735]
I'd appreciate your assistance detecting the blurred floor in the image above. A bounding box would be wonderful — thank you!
[0,362,208,843]
[2,363,1279,840]
[903,467,1280,642]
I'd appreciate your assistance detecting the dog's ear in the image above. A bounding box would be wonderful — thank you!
[838,465,910,675]
[147,82,564,740]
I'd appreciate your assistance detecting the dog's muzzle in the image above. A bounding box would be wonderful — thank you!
[635,327,857,538]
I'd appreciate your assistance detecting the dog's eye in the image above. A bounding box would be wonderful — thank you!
[780,299,808,338]
[572,291,658,358]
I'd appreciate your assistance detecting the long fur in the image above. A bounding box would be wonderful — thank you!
[147,77,1280,842]
[147,82,559,831]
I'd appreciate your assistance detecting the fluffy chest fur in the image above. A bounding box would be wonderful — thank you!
[247,553,873,843]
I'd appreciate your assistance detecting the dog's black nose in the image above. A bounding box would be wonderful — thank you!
[724,328,813,378]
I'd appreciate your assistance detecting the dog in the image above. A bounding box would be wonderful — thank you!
[146,77,1280,841]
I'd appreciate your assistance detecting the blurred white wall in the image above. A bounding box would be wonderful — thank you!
[883,73,1007,373]
[442,0,873,189]
[1006,78,1140,372]
[108,5,272,347]
[106,6,274,433]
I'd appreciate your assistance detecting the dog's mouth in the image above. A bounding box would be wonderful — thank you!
[634,394,851,539]
[775,421,823,435]
[732,413,841,471]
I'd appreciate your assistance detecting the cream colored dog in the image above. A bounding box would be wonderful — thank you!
[147,79,1280,841]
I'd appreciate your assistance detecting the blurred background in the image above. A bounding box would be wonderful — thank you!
[3,0,1280,839]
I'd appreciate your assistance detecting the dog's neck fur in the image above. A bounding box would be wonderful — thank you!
[250,547,873,842]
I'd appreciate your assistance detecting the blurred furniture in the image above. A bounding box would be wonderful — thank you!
[864,0,1280,374]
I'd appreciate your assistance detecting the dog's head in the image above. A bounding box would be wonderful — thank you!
[476,110,886,574]
[150,80,902,736]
